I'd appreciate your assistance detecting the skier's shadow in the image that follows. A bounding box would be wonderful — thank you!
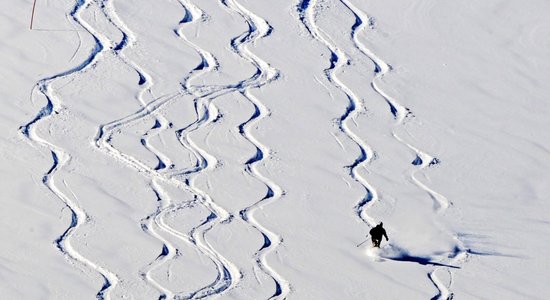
[386,253,460,268]
[378,244,461,268]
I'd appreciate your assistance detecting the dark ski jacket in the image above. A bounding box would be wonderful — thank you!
[369,225,388,241]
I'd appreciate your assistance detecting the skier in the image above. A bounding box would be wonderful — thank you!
[369,222,388,248]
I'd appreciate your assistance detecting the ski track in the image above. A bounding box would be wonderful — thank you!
[428,268,453,300]
[299,0,466,298]
[171,1,241,299]
[337,0,468,298]
[218,0,292,298]
[93,1,183,297]
[296,0,378,227]
[138,183,177,300]
[20,0,119,299]
[91,0,283,297]
[169,89,239,299]
[88,0,239,298]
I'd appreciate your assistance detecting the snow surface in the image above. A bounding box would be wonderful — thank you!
[2,0,550,299]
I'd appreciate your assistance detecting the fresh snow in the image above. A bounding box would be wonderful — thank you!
[1,0,550,299]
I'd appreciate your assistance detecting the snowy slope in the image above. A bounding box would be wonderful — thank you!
[2,0,550,299]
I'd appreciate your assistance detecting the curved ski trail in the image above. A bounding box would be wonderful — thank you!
[170,1,247,298]
[20,0,118,299]
[89,0,241,298]
[297,0,378,227]
[138,182,178,300]
[170,97,239,300]
[338,0,468,298]
[218,0,291,298]
[95,1,193,297]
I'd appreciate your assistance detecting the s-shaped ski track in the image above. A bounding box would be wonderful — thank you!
[338,1,468,298]
[92,1,240,298]
[219,0,291,298]
[296,0,378,229]
[20,0,119,298]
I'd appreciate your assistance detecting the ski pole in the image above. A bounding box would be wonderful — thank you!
[356,238,368,247]
[30,0,38,30]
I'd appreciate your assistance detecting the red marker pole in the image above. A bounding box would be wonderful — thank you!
[30,0,37,30]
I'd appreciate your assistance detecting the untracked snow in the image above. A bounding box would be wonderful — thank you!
[1,0,550,299]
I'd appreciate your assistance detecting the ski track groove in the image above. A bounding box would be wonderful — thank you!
[92,0,285,298]
[93,1,185,297]
[296,0,378,228]
[94,1,200,299]
[20,0,119,299]
[170,1,243,299]
[138,183,177,300]
[428,268,454,300]
[337,0,468,298]
[217,0,292,297]
[169,91,239,300]
[89,0,240,298]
